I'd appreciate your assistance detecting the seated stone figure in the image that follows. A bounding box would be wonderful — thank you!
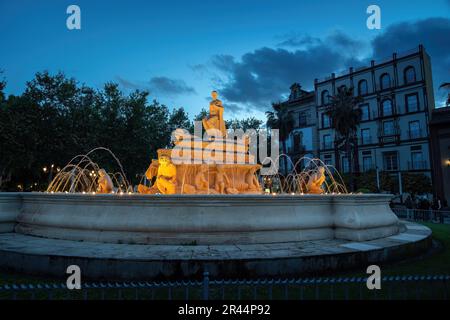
[306,166,326,194]
[138,150,177,195]
[96,169,113,194]
[202,91,226,137]
[194,164,209,192]
[245,167,260,191]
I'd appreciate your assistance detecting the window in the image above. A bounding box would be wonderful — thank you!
[383,152,398,171]
[363,156,373,172]
[404,66,416,84]
[406,93,419,112]
[380,73,391,90]
[360,104,370,121]
[381,99,393,116]
[361,128,371,144]
[293,132,303,153]
[321,90,330,105]
[411,151,424,170]
[342,157,350,173]
[299,111,308,127]
[322,113,331,128]
[358,80,368,96]
[383,120,395,136]
[323,134,332,149]
[323,154,332,166]
[408,121,421,139]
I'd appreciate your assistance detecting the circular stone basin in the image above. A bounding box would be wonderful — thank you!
[1,193,402,245]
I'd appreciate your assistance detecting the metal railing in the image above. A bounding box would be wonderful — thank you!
[408,129,423,140]
[392,207,449,223]
[408,161,428,170]
[1,273,448,300]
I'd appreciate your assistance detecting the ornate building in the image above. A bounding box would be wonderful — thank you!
[273,83,317,173]
[314,45,434,181]
[275,45,439,196]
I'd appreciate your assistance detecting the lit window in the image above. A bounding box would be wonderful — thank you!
[406,94,419,112]
[363,156,373,172]
[380,73,391,90]
[323,134,332,149]
[383,120,395,136]
[321,90,330,105]
[404,67,416,84]
[382,99,393,116]
[361,128,371,144]
[408,121,421,139]
[322,113,331,128]
[360,104,370,121]
[358,80,368,95]
[383,152,398,171]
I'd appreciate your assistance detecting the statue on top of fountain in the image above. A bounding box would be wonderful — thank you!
[306,166,326,194]
[202,91,227,137]
[137,90,263,195]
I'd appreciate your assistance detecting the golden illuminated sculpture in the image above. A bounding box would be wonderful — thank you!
[306,166,326,194]
[138,150,177,194]
[202,91,227,137]
[138,90,263,195]
[96,169,114,194]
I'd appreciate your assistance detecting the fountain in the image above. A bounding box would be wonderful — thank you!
[0,91,432,279]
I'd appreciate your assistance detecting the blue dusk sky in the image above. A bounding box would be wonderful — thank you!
[1,0,449,120]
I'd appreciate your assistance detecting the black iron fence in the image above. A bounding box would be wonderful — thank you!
[392,207,449,224]
[1,273,449,300]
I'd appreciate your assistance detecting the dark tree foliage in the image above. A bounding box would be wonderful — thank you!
[0,72,190,190]
[0,71,263,191]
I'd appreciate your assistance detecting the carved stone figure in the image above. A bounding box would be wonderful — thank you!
[215,165,231,194]
[194,164,209,191]
[96,169,113,194]
[307,166,326,194]
[138,150,177,195]
[202,91,226,137]
[245,167,260,191]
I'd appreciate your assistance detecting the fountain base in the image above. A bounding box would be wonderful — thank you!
[3,193,401,245]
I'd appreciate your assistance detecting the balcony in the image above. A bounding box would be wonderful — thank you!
[359,136,373,145]
[407,129,424,140]
[361,164,376,172]
[322,141,333,150]
[288,145,306,155]
[379,130,400,145]
[408,161,428,170]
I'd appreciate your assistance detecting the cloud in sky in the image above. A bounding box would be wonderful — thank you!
[211,17,450,111]
[116,76,196,96]
[209,32,366,110]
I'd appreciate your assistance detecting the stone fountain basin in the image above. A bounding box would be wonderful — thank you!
[0,193,401,245]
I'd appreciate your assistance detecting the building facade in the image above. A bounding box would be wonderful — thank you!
[276,45,437,193]
[274,83,317,173]
[430,107,450,205]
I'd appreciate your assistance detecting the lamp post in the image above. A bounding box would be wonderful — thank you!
[43,164,60,188]
[376,166,380,192]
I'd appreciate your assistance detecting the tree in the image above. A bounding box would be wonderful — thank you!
[325,87,363,190]
[402,173,432,199]
[266,103,295,175]
[226,117,263,132]
[439,82,450,107]
[0,70,5,102]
